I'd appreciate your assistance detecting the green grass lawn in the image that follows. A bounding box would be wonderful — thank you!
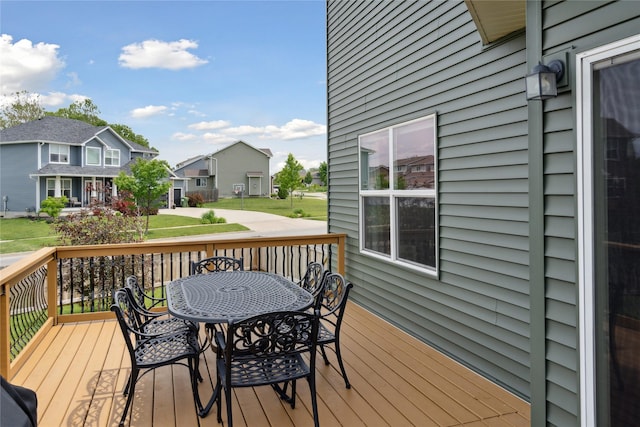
[0,195,326,254]
[204,195,327,220]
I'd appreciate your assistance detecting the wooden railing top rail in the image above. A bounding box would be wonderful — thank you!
[0,247,57,286]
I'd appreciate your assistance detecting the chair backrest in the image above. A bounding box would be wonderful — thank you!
[315,272,353,324]
[125,276,147,309]
[191,256,244,274]
[111,288,144,356]
[298,262,325,298]
[225,310,319,363]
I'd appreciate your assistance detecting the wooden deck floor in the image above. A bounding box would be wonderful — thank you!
[10,303,530,426]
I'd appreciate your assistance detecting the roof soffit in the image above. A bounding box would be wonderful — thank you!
[464,0,525,45]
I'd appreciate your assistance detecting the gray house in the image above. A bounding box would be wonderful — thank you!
[0,116,158,215]
[173,140,272,200]
[327,1,639,426]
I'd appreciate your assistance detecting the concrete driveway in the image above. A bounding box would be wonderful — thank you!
[156,207,327,239]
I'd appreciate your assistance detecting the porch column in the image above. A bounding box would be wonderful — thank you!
[54,176,61,197]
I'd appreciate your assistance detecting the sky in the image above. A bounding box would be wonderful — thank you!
[0,0,327,171]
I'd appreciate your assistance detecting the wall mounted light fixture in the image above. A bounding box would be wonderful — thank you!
[525,59,565,101]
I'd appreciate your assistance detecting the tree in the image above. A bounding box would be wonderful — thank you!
[109,123,150,148]
[47,99,107,126]
[114,158,172,232]
[318,161,327,186]
[304,171,313,185]
[277,153,304,208]
[0,91,45,129]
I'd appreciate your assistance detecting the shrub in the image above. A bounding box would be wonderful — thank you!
[53,206,145,245]
[111,190,138,216]
[277,187,289,199]
[201,210,226,224]
[187,193,205,207]
[40,196,68,218]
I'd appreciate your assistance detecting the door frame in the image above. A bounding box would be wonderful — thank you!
[576,34,640,427]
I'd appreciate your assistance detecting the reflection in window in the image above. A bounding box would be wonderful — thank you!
[359,115,437,271]
[49,144,69,163]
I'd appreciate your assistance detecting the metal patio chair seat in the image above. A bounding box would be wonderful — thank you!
[111,288,203,427]
[190,256,244,274]
[297,262,326,301]
[315,272,354,389]
[124,276,196,335]
[214,310,321,427]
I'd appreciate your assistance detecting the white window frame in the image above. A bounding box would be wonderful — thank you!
[49,144,69,164]
[104,148,120,166]
[195,177,208,187]
[86,146,101,166]
[46,178,72,198]
[358,114,438,274]
[576,34,640,427]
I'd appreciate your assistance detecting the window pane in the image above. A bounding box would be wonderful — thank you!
[87,147,100,165]
[360,130,389,190]
[397,197,436,268]
[105,149,119,166]
[363,196,390,255]
[393,118,435,190]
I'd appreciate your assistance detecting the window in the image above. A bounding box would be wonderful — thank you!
[359,115,437,272]
[86,147,101,165]
[49,144,69,163]
[195,178,208,187]
[105,149,120,166]
[46,178,72,198]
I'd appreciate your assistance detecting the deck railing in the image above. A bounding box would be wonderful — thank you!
[0,233,346,379]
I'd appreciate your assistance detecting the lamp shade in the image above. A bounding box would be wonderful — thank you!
[526,64,558,100]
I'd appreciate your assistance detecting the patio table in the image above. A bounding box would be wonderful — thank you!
[166,270,314,416]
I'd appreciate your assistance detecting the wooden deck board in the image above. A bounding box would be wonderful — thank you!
[10,303,530,426]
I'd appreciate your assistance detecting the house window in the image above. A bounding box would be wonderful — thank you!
[359,115,437,272]
[46,178,72,198]
[105,149,120,166]
[49,144,69,163]
[86,147,101,165]
[195,178,208,187]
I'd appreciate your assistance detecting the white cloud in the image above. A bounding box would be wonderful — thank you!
[202,119,326,141]
[188,120,231,130]
[40,92,88,107]
[130,105,168,118]
[0,34,65,94]
[119,39,208,70]
[202,132,236,144]
[172,132,198,141]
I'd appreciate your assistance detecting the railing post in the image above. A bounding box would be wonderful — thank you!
[47,259,58,325]
[0,282,9,378]
[337,234,346,275]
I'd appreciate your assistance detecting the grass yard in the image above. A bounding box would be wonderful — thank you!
[0,194,327,254]
[204,194,327,220]
[0,214,248,254]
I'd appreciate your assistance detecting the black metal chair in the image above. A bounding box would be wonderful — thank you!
[315,272,354,389]
[214,310,321,427]
[190,256,244,274]
[111,288,203,427]
[124,276,196,335]
[297,262,326,300]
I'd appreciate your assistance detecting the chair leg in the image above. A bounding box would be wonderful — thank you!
[120,368,139,427]
[319,344,330,365]
[334,339,351,389]
[307,376,320,427]
[225,385,233,427]
[189,357,204,414]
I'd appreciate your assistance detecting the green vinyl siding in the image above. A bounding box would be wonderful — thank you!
[328,0,530,399]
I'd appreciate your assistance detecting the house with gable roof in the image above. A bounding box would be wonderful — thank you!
[0,116,161,215]
[173,140,272,201]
